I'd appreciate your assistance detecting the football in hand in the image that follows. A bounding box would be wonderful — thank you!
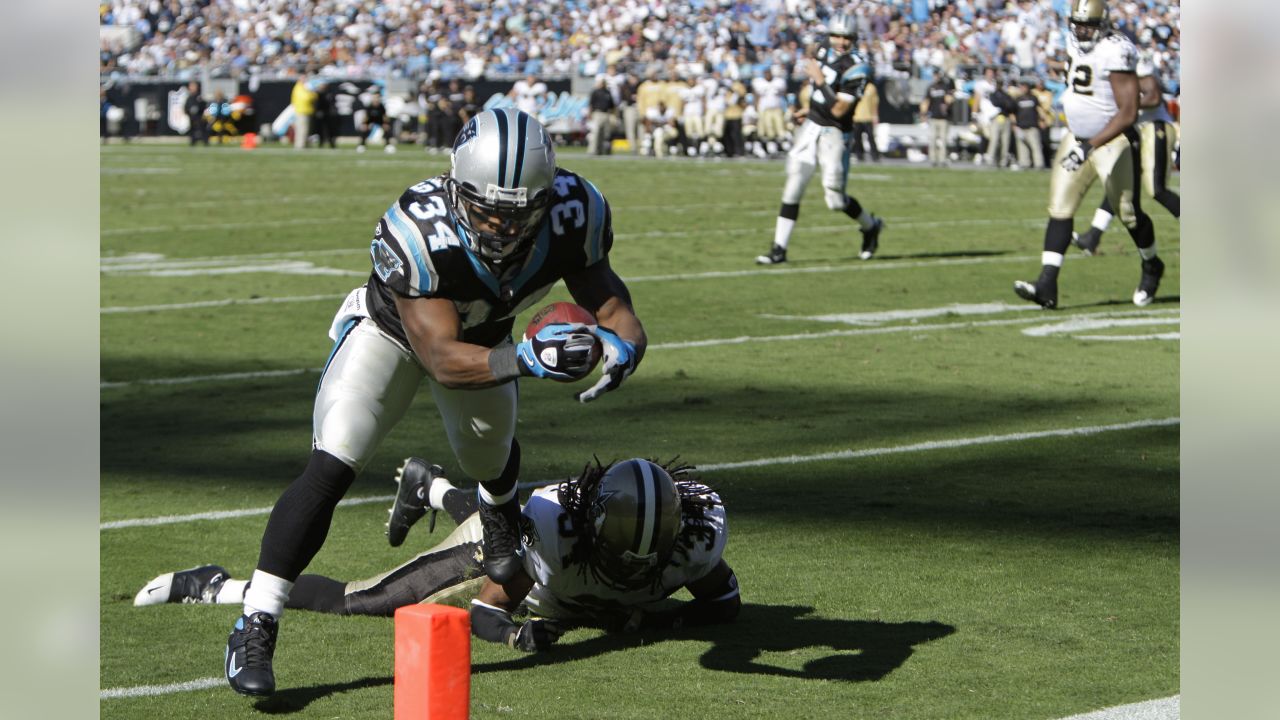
[524,302,602,376]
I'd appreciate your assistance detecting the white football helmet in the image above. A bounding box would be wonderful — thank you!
[1069,0,1108,51]
[447,108,557,269]
[587,459,682,591]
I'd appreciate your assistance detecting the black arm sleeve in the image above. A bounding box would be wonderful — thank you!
[470,600,520,647]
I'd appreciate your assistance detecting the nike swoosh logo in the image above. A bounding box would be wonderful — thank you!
[146,585,163,595]
[228,653,243,678]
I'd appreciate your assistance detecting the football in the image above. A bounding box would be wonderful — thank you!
[524,302,602,375]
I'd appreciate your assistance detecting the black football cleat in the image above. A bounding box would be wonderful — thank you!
[1072,228,1102,256]
[478,495,525,584]
[1132,256,1165,307]
[386,457,444,547]
[225,612,278,697]
[134,565,230,606]
[859,216,885,260]
[1013,271,1059,309]
[754,244,787,265]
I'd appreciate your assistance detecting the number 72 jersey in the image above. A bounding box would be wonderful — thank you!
[1061,31,1139,140]
[366,169,613,350]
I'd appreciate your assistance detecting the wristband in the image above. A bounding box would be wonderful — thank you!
[488,343,522,382]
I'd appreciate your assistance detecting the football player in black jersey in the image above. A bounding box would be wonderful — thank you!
[222,108,647,697]
[755,11,885,266]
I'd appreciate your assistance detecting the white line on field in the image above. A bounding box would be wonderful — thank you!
[101,254,1035,314]
[99,308,1178,388]
[100,494,395,530]
[1053,694,1179,720]
[100,676,224,699]
[99,416,1178,532]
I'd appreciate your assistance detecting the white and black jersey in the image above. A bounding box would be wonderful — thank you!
[520,484,728,621]
[1062,31,1139,139]
[807,47,871,132]
[366,170,613,349]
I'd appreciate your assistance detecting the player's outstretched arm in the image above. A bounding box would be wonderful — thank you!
[394,294,596,387]
[617,560,742,632]
[469,570,564,652]
[565,260,647,403]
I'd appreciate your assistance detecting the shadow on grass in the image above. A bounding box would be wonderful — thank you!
[251,675,392,715]
[474,603,954,682]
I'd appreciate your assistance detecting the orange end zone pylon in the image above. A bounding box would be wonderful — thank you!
[394,604,471,719]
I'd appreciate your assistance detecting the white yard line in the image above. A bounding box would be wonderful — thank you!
[100,416,1178,533]
[100,676,224,699]
[99,308,1178,389]
[101,254,1036,314]
[1055,695,1179,720]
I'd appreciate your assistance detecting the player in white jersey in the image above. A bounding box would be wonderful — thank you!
[1072,50,1180,255]
[1014,0,1165,309]
[136,458,740,653]
[679,76,707,156]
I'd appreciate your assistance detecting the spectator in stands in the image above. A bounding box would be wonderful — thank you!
[184,81,208,146]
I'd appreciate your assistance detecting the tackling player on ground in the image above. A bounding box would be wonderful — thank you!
[754,9,885,266]
[220,109,647,696]
[139,459,740,652]
[1014,0,1164,309]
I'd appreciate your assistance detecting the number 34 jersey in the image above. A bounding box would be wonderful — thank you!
[365,169,613,350]
[1062,31,1139,140]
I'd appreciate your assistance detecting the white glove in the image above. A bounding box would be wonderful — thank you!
[1061,141,1092,172]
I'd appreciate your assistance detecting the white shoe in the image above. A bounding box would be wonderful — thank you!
[384,144,397,154]
[355,145,366,153]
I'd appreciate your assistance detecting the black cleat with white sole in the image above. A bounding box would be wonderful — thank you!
[133,565,229,606]
[225,612,278,696]
[754,244,787,265]
[1013,271,1059,309]
[1072,227,1102,256]
[386,457,444,547]
[1133,256,1165,306]
[859,217,885,260]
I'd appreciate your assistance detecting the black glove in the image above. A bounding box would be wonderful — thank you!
[511,619,565,652]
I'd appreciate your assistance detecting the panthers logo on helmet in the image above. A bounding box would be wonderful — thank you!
[453,117,478,153]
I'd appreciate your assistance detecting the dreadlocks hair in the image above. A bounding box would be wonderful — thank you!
[556,456,720,590]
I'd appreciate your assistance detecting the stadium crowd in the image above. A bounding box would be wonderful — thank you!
[99,1,1179,92]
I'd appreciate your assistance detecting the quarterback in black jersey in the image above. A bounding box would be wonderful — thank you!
[755,11,885,266]
[222,108,647,697]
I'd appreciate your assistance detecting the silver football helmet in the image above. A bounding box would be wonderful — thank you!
[1069,0,1107,51]
[447,108,557,269]
[826,10,857,40]
[588,459,682,590]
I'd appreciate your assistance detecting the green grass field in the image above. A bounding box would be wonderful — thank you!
[100,143,1179,719]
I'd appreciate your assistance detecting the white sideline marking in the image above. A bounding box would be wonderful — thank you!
[1074,333,1180,342]
[1022,317,1180,337]
[694,417,1178,472]
[762,301,1037,326]
[1054,694,1179,720]
[101,676,224,699]
[99,309,1178,389]
[99,368,316,390]
[100,417,1178,532]
[100,255,1035,314]
[102,293,346,314]
[100,494,396,530]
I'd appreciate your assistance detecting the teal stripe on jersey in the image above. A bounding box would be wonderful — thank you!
[385,203,433,293]
[581,178,607,264]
